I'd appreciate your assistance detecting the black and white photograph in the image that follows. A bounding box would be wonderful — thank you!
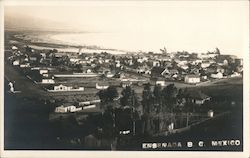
[0,0,249,157]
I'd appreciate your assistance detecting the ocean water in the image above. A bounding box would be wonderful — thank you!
[32,32,242,56]
[49,32,173,53]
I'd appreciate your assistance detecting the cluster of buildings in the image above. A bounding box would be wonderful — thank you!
[7,45,243,115]
[7,45,243,90]
[117,49,243,84]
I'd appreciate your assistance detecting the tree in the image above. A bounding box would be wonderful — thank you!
[215,47,220,55]
[120,86,139,109]
[161,84,178,112]
[153,84,162,113]
[142,83,154,114]
[176,88,185,106]
[97,86,118,108]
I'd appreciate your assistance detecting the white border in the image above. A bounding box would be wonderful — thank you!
[0,1,249,158]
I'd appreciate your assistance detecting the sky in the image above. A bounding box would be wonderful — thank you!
[4,1,249,56]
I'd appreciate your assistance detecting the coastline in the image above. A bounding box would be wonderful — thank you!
[7,30,129,54]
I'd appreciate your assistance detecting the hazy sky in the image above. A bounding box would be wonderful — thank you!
[4,1,249,56]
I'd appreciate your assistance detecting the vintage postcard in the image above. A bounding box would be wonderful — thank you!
[0,0,249,158]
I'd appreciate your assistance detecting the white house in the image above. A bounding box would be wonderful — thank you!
[156,80,166,86]
[145,69,151,75]
[187,90,211,105]
[48,84,84,92]
[211,72,223,79]
[55,104,81,113]
[201,62,210,68]
[230,72,241,78]
[121,81,132,88]
[12,46,18,50]
[96,83,109,90]
[153,61,160,67]
[42,73,49,77]
[20,62,30,68]
[12,60,20,66]
[39,69,49,75]
[180,64,189,70]
[161,68,170,76]
[184,75,200,84]
[106,72,115,78]
[82,104,96,109]
[42,77,55,84]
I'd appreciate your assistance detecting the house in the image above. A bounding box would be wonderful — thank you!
[96,83,109,90]
[12,60,20,66]
[82,104,96,109]
[216,66,225,73]
[29,56,37,62]
[40,53,46,59]
[41,76,55,84]
[105,71,115,78]
[211,72,223,79]
[190,67,200,75]
[39,69,49,75]
[121,81,132,88]
[48,84,84,92]
[116,60,121,67]
[161,68,170,76]
[217,59,228,66]
[42,73,49,77]
[230,72,242,77]
[169,69,179,75]
[12,46,18,50]
[55,104,82,113]
[201,62,210,68]
[186,90,211,105]
[145,69,151,75]
[184,75,200,84]
[20,62,30,68]
[153,60,160,67]
[180,64,189,70]
[156,80,166,86]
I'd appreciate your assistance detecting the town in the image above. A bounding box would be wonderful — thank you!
[5,36,243,150]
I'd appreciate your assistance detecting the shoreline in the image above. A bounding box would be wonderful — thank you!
[7,31,129,54]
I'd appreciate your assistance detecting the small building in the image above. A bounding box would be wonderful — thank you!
[121,81,132,88]
[39,69,49,75]
[161,68,170,76]
[96,83,109,90]
[106,71,115,78]
[41,76,55,84]
[82,104,96,109]
[216,66,225,73]
[153,60,160,67]
[201,62,210,68]
[29,56,37,61]
[48,84,84,92]
[211,72,223,79]
[169,69,179,75]
[12,46,18,50]
[155,80,166,86]
[55,104,81,113]
[12,60,20,66]
[208,110,214,118]
[20,62,30,68]
[145,69,151,75]
[186,90,211,105]
[180,65,189,70]
[42,73,49,77]
[230,72,241,77]
[184,75,200,84]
